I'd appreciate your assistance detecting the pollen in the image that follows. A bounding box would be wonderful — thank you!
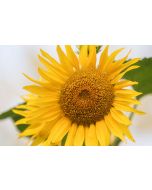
[59,69,114,126]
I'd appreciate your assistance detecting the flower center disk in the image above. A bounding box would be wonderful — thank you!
[59,70,114,126]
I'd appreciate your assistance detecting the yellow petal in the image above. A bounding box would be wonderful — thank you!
[104,114,125,141]
[102,48,124,72]
[23,74,58,92]
[51,119,71,144]
[65,45,79,70]
[79,45,89,69]
[40,49,60,66]
[23,73,50,88]
[88,45,96,69]
[120,125,135,142]
[121,58,140,71]
[96,120,110,146]
[38,55,53,70]
[56,45,73,73]
[114,80,138,90]
[13,109,28,117]
[41,112,61,122]
[85,124,98,146]
[15,118,28,125]
[29,95,59,105]
[111,65,140,84]
[16,104,32,110]
[108,50,131,73]
[32,137,45,146]
[46,117,70,144]
[40,49,70,75]
[40,140,58,146]
[24,85,52,96]
[38,55,69,79]
[113,102,145,115]
[110,108,131,125]
[65,123,77,146]
[73,125,84,146]
[114,97,140,105]
[98,45,109,72]
[19,126,43,137]
[29,108,61,122]
[38,67,65,85]
[115,89,142,97]
[109,58,140,79]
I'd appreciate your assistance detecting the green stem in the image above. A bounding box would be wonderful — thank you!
[0,109,19,121]
[0,103,26,121]
[0,103,28,132]
[96,46,102,53]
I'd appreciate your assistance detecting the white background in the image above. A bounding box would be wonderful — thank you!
[0,45,152,145]
[0,0,152,190]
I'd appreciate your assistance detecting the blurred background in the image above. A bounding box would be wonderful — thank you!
[0,45,152,146]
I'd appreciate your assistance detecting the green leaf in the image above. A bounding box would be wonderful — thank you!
[112,58,152,146]
[61,134,68,146]
[0,106,28,132]
[124,58,152,98]
[96,45,102,53]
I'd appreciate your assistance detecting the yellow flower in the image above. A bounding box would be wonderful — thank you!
[14,45,144,146]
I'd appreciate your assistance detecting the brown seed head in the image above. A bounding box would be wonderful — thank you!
[59,69,114,126]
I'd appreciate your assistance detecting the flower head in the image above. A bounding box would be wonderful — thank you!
[14,45,144,146]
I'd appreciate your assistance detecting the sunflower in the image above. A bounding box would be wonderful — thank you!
[14,45,144,146]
